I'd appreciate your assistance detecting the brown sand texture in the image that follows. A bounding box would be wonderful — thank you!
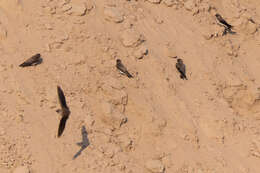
[1,0,260,172]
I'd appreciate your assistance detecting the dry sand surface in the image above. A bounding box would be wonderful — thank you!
[0,0,260,172]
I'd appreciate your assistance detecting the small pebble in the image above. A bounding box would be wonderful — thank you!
[145,159,165,173]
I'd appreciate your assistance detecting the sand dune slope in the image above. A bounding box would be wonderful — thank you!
[0,0,260,172]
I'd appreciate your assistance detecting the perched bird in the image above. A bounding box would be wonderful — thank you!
[116,59,133,78]
[56,86,70,137]
[19,53,42,67]
[215,13,232,29]
[176,58,187,80]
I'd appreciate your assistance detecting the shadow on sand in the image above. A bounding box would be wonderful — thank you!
[73,125,89,160]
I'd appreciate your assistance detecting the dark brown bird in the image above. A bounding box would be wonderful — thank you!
[215,13,232,29]
[56,86,70,137]
[19,53,42,67]
[116,59,133,78]
[176,58,187,80]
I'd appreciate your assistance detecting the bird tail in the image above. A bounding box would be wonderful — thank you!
[19,62,29,67]
[126,72,133,78]
[180,74,188,80]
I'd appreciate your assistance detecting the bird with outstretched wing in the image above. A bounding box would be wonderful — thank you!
[57,86,70,137]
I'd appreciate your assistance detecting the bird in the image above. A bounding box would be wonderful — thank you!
[19,53,42,67]
[56,86,70,137]
[116,59,133,78]
[215,13,232,29]
[176,58,187,80]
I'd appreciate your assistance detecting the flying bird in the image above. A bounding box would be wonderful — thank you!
[19,53,42,67]
[176,58,187,80]
[116,59,133,78]
[56,86,70,137]
[215,13,232,29]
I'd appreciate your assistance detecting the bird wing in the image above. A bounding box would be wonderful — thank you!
[117,63,126,72]
[176,63,187,79]
[217,16,232,28]
[117,63,133,78]
[58,115,68,137]
[57,86,68,109]
[182,64,186,74]
[221,20,232,28]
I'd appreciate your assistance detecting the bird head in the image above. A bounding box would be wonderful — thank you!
[56,109,62,114]
[177,58,183,63]
[116,59,121,64]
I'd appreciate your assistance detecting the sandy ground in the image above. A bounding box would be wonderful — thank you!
[0,0,260,172]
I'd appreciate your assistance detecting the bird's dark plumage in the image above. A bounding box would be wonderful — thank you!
[176,58,187,80]
[57,86,68,109]
[57,86,70,137]
[215,13,232,29]
[116,59,133,78]
[58,116,69,137]
[19,53,42,67]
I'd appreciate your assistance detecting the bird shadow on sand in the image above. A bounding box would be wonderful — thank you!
[73,125,90,160]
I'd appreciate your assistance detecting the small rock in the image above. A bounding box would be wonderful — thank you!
[154,17,164,24]
[120,29,145,47]
[104,7,124,23]
[118,135,133,151]
[246,20,257,35]
[147,0,161,4]
[164,45,177,58]
[102,108,128,128]
[202,30,213,40]
[13,166,30,173]
[184,0,196,11]
[145,159,165,173]
[85,1,95,11]
[61,4,72,12]
[199,2,211,12]
[134,46,148,59]
[84,115,95,127]
[123,21,134,29]
[69,3,87,16]
[49,41,63,49]
[44,23,53,30]
[163,0,175,7]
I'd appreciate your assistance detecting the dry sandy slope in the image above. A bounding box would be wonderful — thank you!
[0,0,260,172]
